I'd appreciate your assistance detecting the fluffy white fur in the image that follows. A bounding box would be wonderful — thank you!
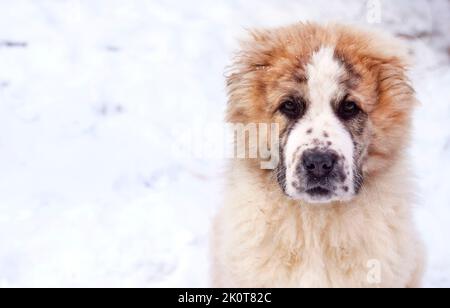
[212,158,424,288]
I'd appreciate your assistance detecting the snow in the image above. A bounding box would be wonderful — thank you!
[0,0,449,288]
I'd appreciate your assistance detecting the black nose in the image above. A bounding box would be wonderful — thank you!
[302,150,337,179]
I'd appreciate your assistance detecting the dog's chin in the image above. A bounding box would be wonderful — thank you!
[286,187,356,205]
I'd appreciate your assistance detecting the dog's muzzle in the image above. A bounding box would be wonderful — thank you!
[296,149,344,198]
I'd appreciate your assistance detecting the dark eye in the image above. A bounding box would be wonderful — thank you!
[279,98,305,119]
[338,99,360,120]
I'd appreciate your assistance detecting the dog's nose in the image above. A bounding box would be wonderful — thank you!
[302,150,337,178]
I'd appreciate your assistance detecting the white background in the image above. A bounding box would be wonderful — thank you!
[0,0,449,287]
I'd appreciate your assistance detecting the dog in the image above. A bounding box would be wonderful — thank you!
[212,23,425,288]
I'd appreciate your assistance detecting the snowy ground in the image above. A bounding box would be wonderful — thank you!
[0,0,449,288]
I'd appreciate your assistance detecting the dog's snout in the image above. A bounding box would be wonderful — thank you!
[302,150,337,179]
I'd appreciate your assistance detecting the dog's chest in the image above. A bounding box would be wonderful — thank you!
[239,207,398,288]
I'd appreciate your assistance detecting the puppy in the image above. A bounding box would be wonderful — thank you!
[212,23,425,288]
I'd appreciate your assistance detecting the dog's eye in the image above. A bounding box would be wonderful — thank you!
[279,98,305,119]
[338,99,360,120]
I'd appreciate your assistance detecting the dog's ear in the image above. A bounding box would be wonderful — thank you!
[366,52,418,174]
[225,29,275,123]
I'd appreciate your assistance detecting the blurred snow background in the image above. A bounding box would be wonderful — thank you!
[0,0,449,288]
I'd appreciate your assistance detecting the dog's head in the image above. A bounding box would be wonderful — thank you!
[227,23,416,204]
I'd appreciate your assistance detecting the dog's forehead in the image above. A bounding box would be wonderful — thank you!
[306,47,342,81]
[305,47,345,108]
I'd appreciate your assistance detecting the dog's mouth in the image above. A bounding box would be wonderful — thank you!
[306,186,332,197]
